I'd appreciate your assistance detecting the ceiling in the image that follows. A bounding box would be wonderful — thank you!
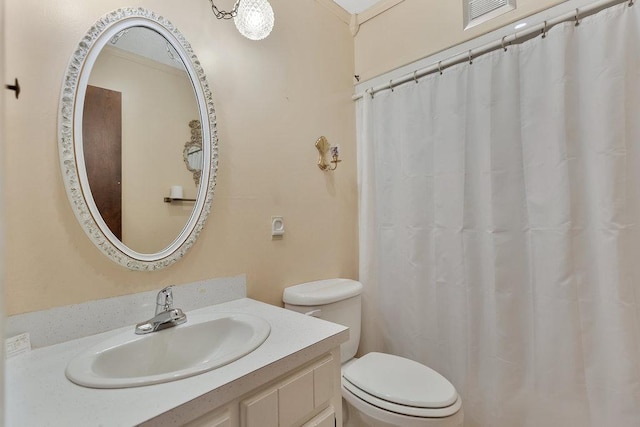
[332,0,381,14]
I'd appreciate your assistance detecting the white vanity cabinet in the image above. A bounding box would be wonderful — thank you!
[241,354,336,427]
[181,351,341,427]
[7,298,349,427]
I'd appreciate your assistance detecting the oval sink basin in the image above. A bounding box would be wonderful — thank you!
[66,312,271,388]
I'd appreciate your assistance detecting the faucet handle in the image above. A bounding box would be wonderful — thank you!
[156,286,174,314]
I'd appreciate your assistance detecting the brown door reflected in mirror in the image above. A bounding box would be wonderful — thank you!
[83,85,122,240]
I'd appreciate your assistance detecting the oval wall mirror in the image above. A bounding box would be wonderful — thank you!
[58,8,218,270]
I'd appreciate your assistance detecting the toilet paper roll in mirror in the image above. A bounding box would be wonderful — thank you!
[170,185,184,199]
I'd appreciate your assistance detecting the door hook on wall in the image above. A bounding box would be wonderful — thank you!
[5,78,20,99]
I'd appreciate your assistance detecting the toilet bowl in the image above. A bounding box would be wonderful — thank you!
[341,355,463,427]
[283,279,463,427]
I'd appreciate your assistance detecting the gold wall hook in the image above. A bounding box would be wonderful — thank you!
[315,136,341,171]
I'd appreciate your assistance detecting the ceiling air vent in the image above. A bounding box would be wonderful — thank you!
[464,0,516,29]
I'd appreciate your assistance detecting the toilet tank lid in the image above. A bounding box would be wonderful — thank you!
[283,279,363,306]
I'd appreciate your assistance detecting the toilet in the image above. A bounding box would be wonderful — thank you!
[283,279,463,427]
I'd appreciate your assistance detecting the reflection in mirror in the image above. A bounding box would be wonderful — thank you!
[84,26,200,254]
[183,120,203,186]
[58,8,218,270]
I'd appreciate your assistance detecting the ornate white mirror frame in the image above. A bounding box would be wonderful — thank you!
[58,8,218,270]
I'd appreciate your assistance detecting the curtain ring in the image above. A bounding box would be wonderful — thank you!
[468,50,473,65]
[389,80,394,92]
[542,20,547,38]
[438,61,443,75]
[501,36,508,52]
[413,71,419,84]
[575,9,580,26]
[629,0,634,6]
[368,88,374,99]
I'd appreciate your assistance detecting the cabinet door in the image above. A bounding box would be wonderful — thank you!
[240,353,338,427]
[241,388,279,427]
[313,357,335,408]
[184,407,232,427]
[278,369,315,427]
[302,407,335,427]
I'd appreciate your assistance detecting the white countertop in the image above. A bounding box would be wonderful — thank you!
[6,298,348,427]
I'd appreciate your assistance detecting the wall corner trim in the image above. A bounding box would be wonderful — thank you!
[350,14,360,36]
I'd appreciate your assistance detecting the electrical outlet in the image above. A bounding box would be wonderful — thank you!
[5,332,31,359]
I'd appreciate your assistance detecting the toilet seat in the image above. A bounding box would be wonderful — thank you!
[342,353,461,418]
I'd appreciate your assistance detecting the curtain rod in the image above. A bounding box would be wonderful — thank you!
[352,0,633,101]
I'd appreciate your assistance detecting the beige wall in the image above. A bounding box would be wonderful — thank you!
[354,0,567,81]
[89,47,199,253]
[1,0,5,417]
[4,0,357,315]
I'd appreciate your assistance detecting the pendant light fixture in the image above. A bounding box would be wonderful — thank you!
[208,0,275,41]
[234,0,275,40]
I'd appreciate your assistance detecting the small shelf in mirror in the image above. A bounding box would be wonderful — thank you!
[164,197,196,203]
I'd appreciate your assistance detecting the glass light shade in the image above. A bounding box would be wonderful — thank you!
[234,0,274,41]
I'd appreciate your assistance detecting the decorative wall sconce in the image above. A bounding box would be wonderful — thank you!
[183,120,203,186]
[208,0,275,41]
[315,136,342,171]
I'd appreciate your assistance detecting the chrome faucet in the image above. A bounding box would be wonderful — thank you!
[135,286,187,335]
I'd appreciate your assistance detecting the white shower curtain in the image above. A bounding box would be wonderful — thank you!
[357,3,640,426]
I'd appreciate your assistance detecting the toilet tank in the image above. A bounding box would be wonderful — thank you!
[283,279,363,364]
